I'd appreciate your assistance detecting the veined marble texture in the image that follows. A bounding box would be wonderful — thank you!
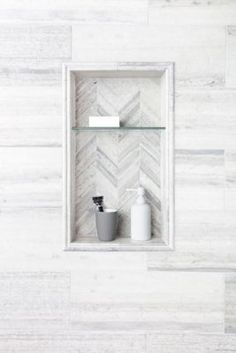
[74,76,162,240]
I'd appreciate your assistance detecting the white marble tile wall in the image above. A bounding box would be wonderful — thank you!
[0,0,235,351]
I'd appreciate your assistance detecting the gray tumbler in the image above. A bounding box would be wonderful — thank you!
[95,209,118,241]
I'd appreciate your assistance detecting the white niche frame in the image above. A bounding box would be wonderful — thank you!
[63,62,174,251]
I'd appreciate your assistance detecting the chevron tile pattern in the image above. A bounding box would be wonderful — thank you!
[75,76,162,239]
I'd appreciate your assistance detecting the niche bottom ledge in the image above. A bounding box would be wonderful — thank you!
[65,236,173,251]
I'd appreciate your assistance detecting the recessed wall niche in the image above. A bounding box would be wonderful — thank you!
[63,63,174,251]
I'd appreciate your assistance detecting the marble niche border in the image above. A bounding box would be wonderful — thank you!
[63,62,174,251]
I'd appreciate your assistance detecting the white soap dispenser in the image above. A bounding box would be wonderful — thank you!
[127,187,151,241]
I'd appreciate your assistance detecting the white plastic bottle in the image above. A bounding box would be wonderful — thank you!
[127,187,151,241]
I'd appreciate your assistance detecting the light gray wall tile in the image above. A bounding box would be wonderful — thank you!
[0,25,71,58]
[0,0,148,25]
[176,89,236,117]
[70,271,224,332]
[0,86,62,146]
[176,149,224,187]
[148,0,236,26]
[0,208,63,268]
[176,114,236,150]
[175,89,236,149]
[175,185,224,211]
[0,147,61,207]
[147,211,236,271]
[175,149,225,211]
[0,272,70,335]
[72,25,225,87]
[0,208,147,272]
[147,333,236,353]
[0,333,146,353]
[0,58,63,86]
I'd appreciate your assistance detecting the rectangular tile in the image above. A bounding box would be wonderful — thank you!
[175,185,224,211]
[175,89,236,149]
[148,0,236,25]
[0,86,62,146]
[0,25,71,58]
[147,333,236,353]
[0,0,148,24]
[148,232,236,271]
[0,272,70,334]
[175,149,225,212]
[226,26,236,87]
[0,86,61,117]
[0,207,147,272]
[148,211,236,271]
[0,333,146,353]
[0,147,61,207]
[0,58,63,86]
[176,149,224,187]
[176,89,236,116]
[148,251,236,272]
[176,114,236,150]
[67,253,147,271]
[70,271,224,332]
[72,25,225,87]
[0,208,63,270]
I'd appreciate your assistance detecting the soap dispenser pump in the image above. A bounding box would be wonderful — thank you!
[127,186,151,241]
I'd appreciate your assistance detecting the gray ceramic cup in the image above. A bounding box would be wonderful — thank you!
[95,209,118,242]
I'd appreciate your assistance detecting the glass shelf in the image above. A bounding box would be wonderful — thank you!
[72,126,166,131]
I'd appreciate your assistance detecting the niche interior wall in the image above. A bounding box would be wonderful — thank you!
[63,62,174,251]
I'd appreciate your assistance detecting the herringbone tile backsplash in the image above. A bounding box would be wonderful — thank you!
[75,76,162,240]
